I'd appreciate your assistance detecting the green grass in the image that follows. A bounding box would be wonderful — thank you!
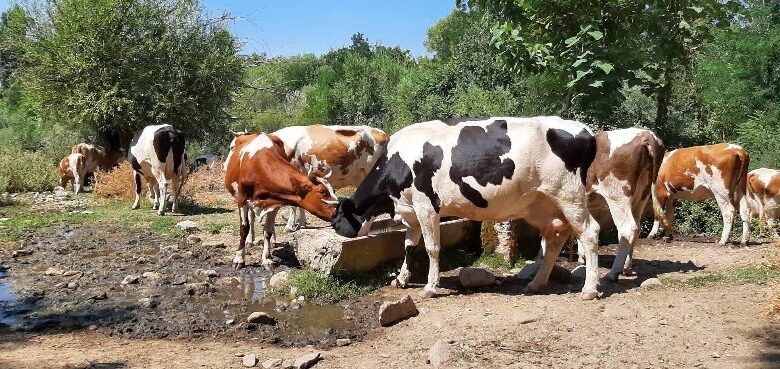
[0,209,99,242]
[661,264,780,288]
[472,253,528,270]
[203,222,231,234]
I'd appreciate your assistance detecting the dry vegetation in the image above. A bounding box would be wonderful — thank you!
[92,162,139,199]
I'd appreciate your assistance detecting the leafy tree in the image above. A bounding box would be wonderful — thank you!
[17,0,243,145]
[0,5,31,93]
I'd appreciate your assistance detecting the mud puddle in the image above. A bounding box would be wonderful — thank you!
[0,223,374,346]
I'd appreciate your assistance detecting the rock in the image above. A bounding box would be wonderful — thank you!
[514,261,540,281]
[640,278,661,287]
[136,256,149,264]
[196,269,219,278]
[186,235,202,244]
[216,277,240,287]
[242,353,258,367]
[53,187,69,197]
[0,217,9,222]
[176,220,199,232]
[269,271,290,290]
[142,271,162,281]
[44,267,66,276]
[62,270,80,277]
[428,339,455,367]
[570,265,587,280]
[121,275,140,285]
[88,292,107,300]
[519,315,539,324]
[203,240,226,248]
[281,359,295,369]
[378,295,418,327]
[80,210,94,215]
[335,338,351,347]
[67,281,78,289]
[293,352,321,369]
[184,282,215,296]
[247,312,276,325]
[458,267,496,287]
[226,319,235,325]
[262,358,283,369]
[11,249,32,258]
[139,297,159,308]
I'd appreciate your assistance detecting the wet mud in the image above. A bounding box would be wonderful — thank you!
[0,224,378,347]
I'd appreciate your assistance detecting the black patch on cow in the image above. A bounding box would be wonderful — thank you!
[413,143,443,212]
[545,128,596,185]
[151,126,186,175]
[128,152,142,172]
[331,152,413,238]
[448,120,515,208]
[441,117,488,126]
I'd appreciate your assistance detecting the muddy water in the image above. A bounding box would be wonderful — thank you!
[0,224,370,346]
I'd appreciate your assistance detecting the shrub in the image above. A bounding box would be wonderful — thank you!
[92,162,138,200]
[0,148,58,192]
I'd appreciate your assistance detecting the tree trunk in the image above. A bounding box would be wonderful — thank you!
[655,72,673,129]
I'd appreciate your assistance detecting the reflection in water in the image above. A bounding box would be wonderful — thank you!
[0,271,19,326]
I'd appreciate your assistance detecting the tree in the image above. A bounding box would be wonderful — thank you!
[17,0,243,145]
[0,5,31,93]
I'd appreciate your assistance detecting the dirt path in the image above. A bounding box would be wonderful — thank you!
[2,238,778,369]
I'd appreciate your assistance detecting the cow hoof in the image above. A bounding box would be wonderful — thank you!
[524,283,543,295]
[284,226,298,233]
[233,262,245,270]
[662,236,672,243]
[622,268,636,277]
[261,259,274,270]
[581,290,601,300]
[390,278,408,289]
[605,272,620,282]
[419,286,436,298]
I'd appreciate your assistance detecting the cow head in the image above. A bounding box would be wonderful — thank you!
[330,197,366,238]
[299,164,338,220]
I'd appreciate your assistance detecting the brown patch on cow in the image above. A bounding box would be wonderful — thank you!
[300,125,373,175]
[72,143,124,171]
[58,157,71,181]
[748,170,780,200]
[587,131,664,198]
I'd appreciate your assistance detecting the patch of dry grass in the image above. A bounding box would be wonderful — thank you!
[92,162,139,200]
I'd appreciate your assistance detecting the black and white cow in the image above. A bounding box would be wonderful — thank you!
[128,124,188,215]
[331,116,602,299]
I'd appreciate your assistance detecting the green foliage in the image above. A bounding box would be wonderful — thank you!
[278,269,392,303]
[0,147,59,193]
[17,0,243,143]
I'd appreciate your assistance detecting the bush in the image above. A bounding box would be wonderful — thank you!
[0,148,58,192]
[92,162,138,200]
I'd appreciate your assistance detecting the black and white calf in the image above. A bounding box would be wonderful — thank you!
[331,116,602,299]
[128,124,188,215]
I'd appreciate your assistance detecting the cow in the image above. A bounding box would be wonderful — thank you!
[58,153,86,193]
[743,168,780,239]
[272,125,389,232]
[71,143,124,172]
[647,143,750,246]
[128,124,188,216]
[224,132,339,269]
[330,116,603,300]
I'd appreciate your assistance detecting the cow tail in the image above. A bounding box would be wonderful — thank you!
[734,150,750,207]
[647,135,666,222]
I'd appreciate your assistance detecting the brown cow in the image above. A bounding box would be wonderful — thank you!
[272,125,389,231]
[744,168,780,239]
[58,153,86,193]
[648,143,750,246]
[71,143,124,171]
[224,132,338,269]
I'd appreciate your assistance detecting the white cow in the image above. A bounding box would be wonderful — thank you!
[128,124,188,215]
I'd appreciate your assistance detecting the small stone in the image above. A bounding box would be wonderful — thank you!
[44,267,66,276]
[570,265,587,280]
[226,319,235,325]
[0,217,9,222]
[711,352,721,358]
[335,338,351,347]
[247,312,276,325]
[458,267,496,287]
[293,352,321,369]
[186,235,202,244]
[11,249,32,258]
[176,220,199,232]
[67,281,78,289]
[216,277,240,287]
[142,271,162,281]
[80,210,94,215]
[514,261,540,281]
[379,295,419,327]
[640,278,661,287]
[88,292,107,300]
[203,240,226,248]
[138,297,159,308]
[519,315,538,324]
[297,296,305,302]
[659,319,667,326]
[262,358,283,369]
[242,353,258,367]
[136,257,149,264]
[428,339,456,367]
[121,275,140,285]
[184,282,215,296]
[196,269,219,278]
[269,271,291,290]
[281,359,295,369]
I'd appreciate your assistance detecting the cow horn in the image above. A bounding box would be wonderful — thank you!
[321,198,339,205]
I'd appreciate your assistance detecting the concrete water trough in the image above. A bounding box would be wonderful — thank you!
[291,217,481,275]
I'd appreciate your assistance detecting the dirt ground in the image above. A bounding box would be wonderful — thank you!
[1,195,779,368]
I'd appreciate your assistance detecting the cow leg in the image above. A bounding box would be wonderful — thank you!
[714,195,735,246]
[259,208,279,269]
[660,201,677,241]
[605,199,639,282]
[527,227,567,294]
[392,225,422,289]
[246,208,256,246]
[284,207,298,232]
[234,204,251,269]
[295,207,308,229]
[73,172,82,194]
[647,220,661,239]
[170,175,181,214]
[147,180,159,210]
[131,171,143,210]
[738,195,751,246]
[417,208,441,298]
[559,205,601,299]
[155,170,168,216]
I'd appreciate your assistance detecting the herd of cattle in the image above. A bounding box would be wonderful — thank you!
[56,116,780,300]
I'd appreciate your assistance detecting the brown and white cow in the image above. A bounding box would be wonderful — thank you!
[128,125,188,215]
[58,153,86,193]
[648,143,750,246]
[508,128,664,280]
[58,143,124,193]
[272,125,389,232]
[224,132,339,269]
[743,168,780,239]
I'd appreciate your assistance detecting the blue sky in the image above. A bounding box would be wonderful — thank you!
[0,1,456,57]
